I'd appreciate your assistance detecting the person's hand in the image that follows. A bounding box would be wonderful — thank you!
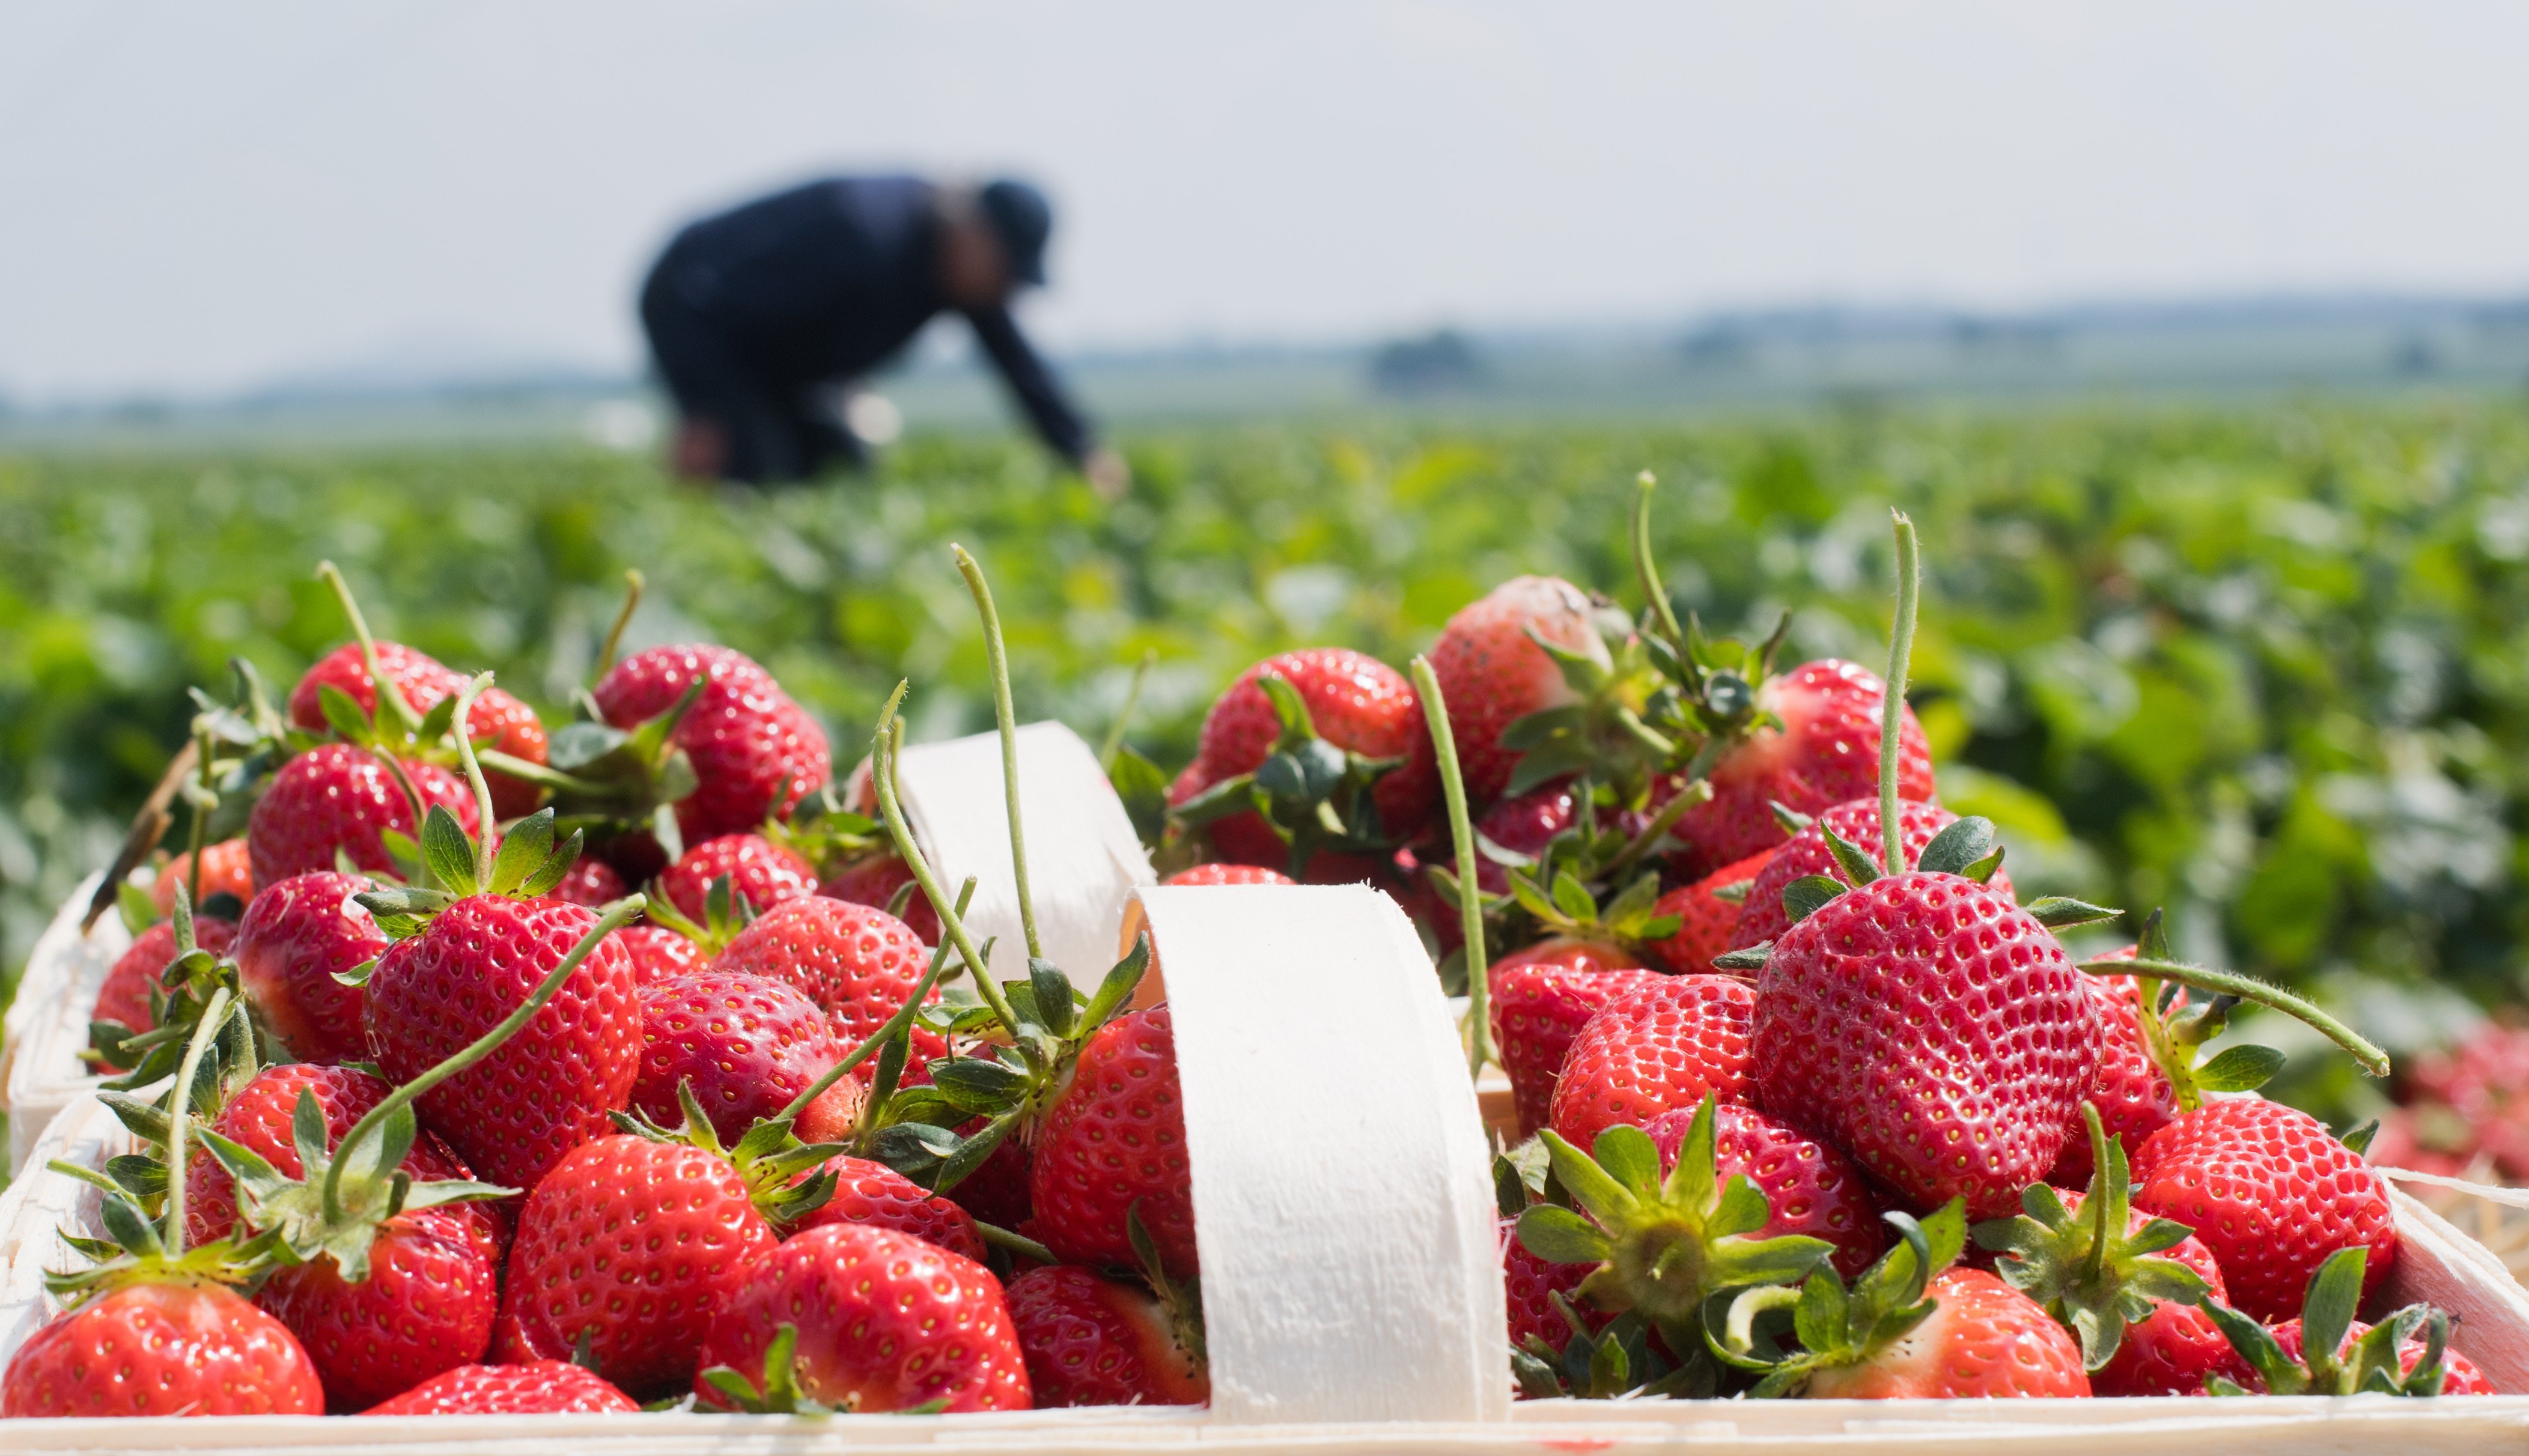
[671,418,726,481]
[1084,445,1131,502]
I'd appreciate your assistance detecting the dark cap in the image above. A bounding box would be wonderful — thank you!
[978,178,1052,286]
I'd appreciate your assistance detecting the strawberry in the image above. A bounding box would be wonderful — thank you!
[715,897,946,1081]
[610,922,707,984]
[234,872,386,1064]
[632,969,862,1144]
[246,744,479,887]
[696,1223,1032,1412]
[947,1120,1038,1228]
[288,640,551,821]
[364,1360,638,1415]
[151,838,254,916]
[1,1283,323,1417]
[1645,849,1771,974]
[790,1154,985,1260]
[2262,1316,2495,1395]
[1486,939,1661,1138]
[593,643,831,842]
[550,855,628,908]
[1005,1265,1208,1407]
[364,893,642,1191]
[820,851,942,941]
[1161,862,1295,887]
[1727,797,2010,950]
[94,915,236,1034]
[1547,974,1754,1153]
[2204,1246,2487,1395]
[1173,648,1437,862]
[1471,781,1577,893]
[257,1208,501,1410]
[2047,968,2179,1186]
[2131,1098,2397,1322]
[1673,658,1936,878]
[1812,1266,2090,1398]
[1029,1006,1197,1278]
[1751,869,2101,1219]
[1419,575,1604,808]
[1643,1100,1888,1279]
[493,1132,781,1395]
[1503,1219,1604,1360]
[657,832,818,923]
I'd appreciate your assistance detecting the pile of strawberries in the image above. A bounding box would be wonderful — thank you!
[0,487,2501,1421]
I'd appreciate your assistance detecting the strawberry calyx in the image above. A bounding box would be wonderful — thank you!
[1167,667,1416,875]
[1706,1197,1971,1398]
[2202,1248,2456,1397]
[639,872,758,954]
[1127,1201,1209,1378]
[612,1079,851,1228]
[697,1322,949,1415]
[1423,778,1700,983]
[1972,1103,2213,1371]
[2098,908,2290,1108]
[87,882,259,1091]
[529,680,707,861]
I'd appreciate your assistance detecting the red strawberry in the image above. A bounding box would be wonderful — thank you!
[93,915,236,1033]
[658,833,818,923]
[1645,849,1772,974]
[695,1223,1032,1412]
[0,1283,323,1417]
[234,872,385,1064]
[2048,968,2179,1187]
[1729,797,2010,950]
[2130,1099,2397,1322]
[946,1120,1038,1229]
[1547,974,1754,1153]
[288,640,551,820]
[549,855,628,908]
[1005,1265,1208,1407]
[246,744,479,887]
[2024,1189,2246,1398]
[1471,781,1577,893]
[790,1154,984,1260]
[1419,575,1604,808]
[1674,658,1937,877]
[365,1360,638,1415]
[1806,1267,2090,1398]
[716,897,946,1081]
[363,894,642,1190]
[594,644,831,842]
[1173,648,1437,855]
[610,922,707,985]
[2263,1317,2495,1395]
[1643,1101,1888,1279]
[1753,872,2100,1218]
[493,1133,779,1395]
[1161,862,1295,887]
[257,1207,500,1410]
[1030,1006,1197,1278]
[632,970,862,1144]
[1503,1218,1602,1358]
[1485,939,1661,1138]
[151,839,255,916]
[820,852,942,941]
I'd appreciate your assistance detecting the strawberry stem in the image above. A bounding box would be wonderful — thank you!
[1410,654,1491,1079]
[1880,510,1919,875]
[2078,954,2390,1078]
[321,895,645,1222]
[448,673,500,883]
[973,1219,1057,1265]
[316,560,421,733]
[162,984,234,1255]
[771,875,978,1123]
[952,545,1044,963]
[183,716,216,913]
[1632,471,1686,648]
[595,568,643,684]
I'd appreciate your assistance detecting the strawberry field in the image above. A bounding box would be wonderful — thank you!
[6,395,2529,1145]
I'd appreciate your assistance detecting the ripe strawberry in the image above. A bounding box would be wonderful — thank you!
[716,897,946,1081]
[364,894,642,1190]
[1419,575,1604,808]
[494,1133,779,1395]
[1547,974,1754,1153]
[2057,1191,2244,1397]
[0,1283,323,1417]
[2131,1099,2397,1322]
[365,1360,638,1415]
[1471,781,1577,893]
[1161,862,1295,887]
[257,1207,500,1410]
[151,838,254,916]
[94,915,236,1033]
[1005,1265,1208,1407]
[1645,849,1772,974]
[1174,648,1437,855]
[2048,966,2180,1186]
[246,744,479,887]
[696,1223,1032,1412]
[1503,1218,1602,1357]
[1674,658,1936,878]
[1807,1267,2090,1398]
[820,852,942,941]
[610,922,707,985]
[790,1154,984,1260]
[946,1120,1038,1229]
[1643,1101,1888,1279]
[288,640,551,820]
[594,644,831,842]
[1485,939,1661,1138]
[632,970,862,1144]
[1728,797,2009,950]
[1753,872,2099,1218]
[2263,1317,2495,1395]
[1030,1006,1197,1278]
[550,855,628,908]
[658,833,818,923]
[234,872,386,1064]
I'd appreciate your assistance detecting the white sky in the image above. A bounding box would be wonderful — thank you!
[3,1,2527,399]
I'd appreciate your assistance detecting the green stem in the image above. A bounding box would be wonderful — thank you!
[1632,471,1685,648]
[595,568,643,684]
[323,896,644,1221]
[446,673,499,884]
[163,986,234,1254]
[317,560,421,733]
[184,718,215,914]
[2079,956,2390,1078]
[773,876,978,1123]
[973,1219,1057,1265]
[869,685,1035,1060]
[473,750,607,796]
[1100,649,1156,771]
[1600,776,1706,884]
[952,545,1043,963]
[1880,511,1919,875]
[1410,655,1491,1080]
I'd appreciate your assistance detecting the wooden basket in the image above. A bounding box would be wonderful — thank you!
[0,873,126,1178]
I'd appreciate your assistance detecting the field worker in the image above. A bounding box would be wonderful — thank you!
[639,175,1126,494]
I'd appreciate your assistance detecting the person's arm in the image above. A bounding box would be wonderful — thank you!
[964,304,1093,464]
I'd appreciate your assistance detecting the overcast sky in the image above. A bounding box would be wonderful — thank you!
[4,1,2527,399]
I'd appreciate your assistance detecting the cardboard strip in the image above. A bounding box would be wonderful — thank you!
[0,873,124,1176]
[1134,883,1509,1425]
[2385,1186,2529,1391]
